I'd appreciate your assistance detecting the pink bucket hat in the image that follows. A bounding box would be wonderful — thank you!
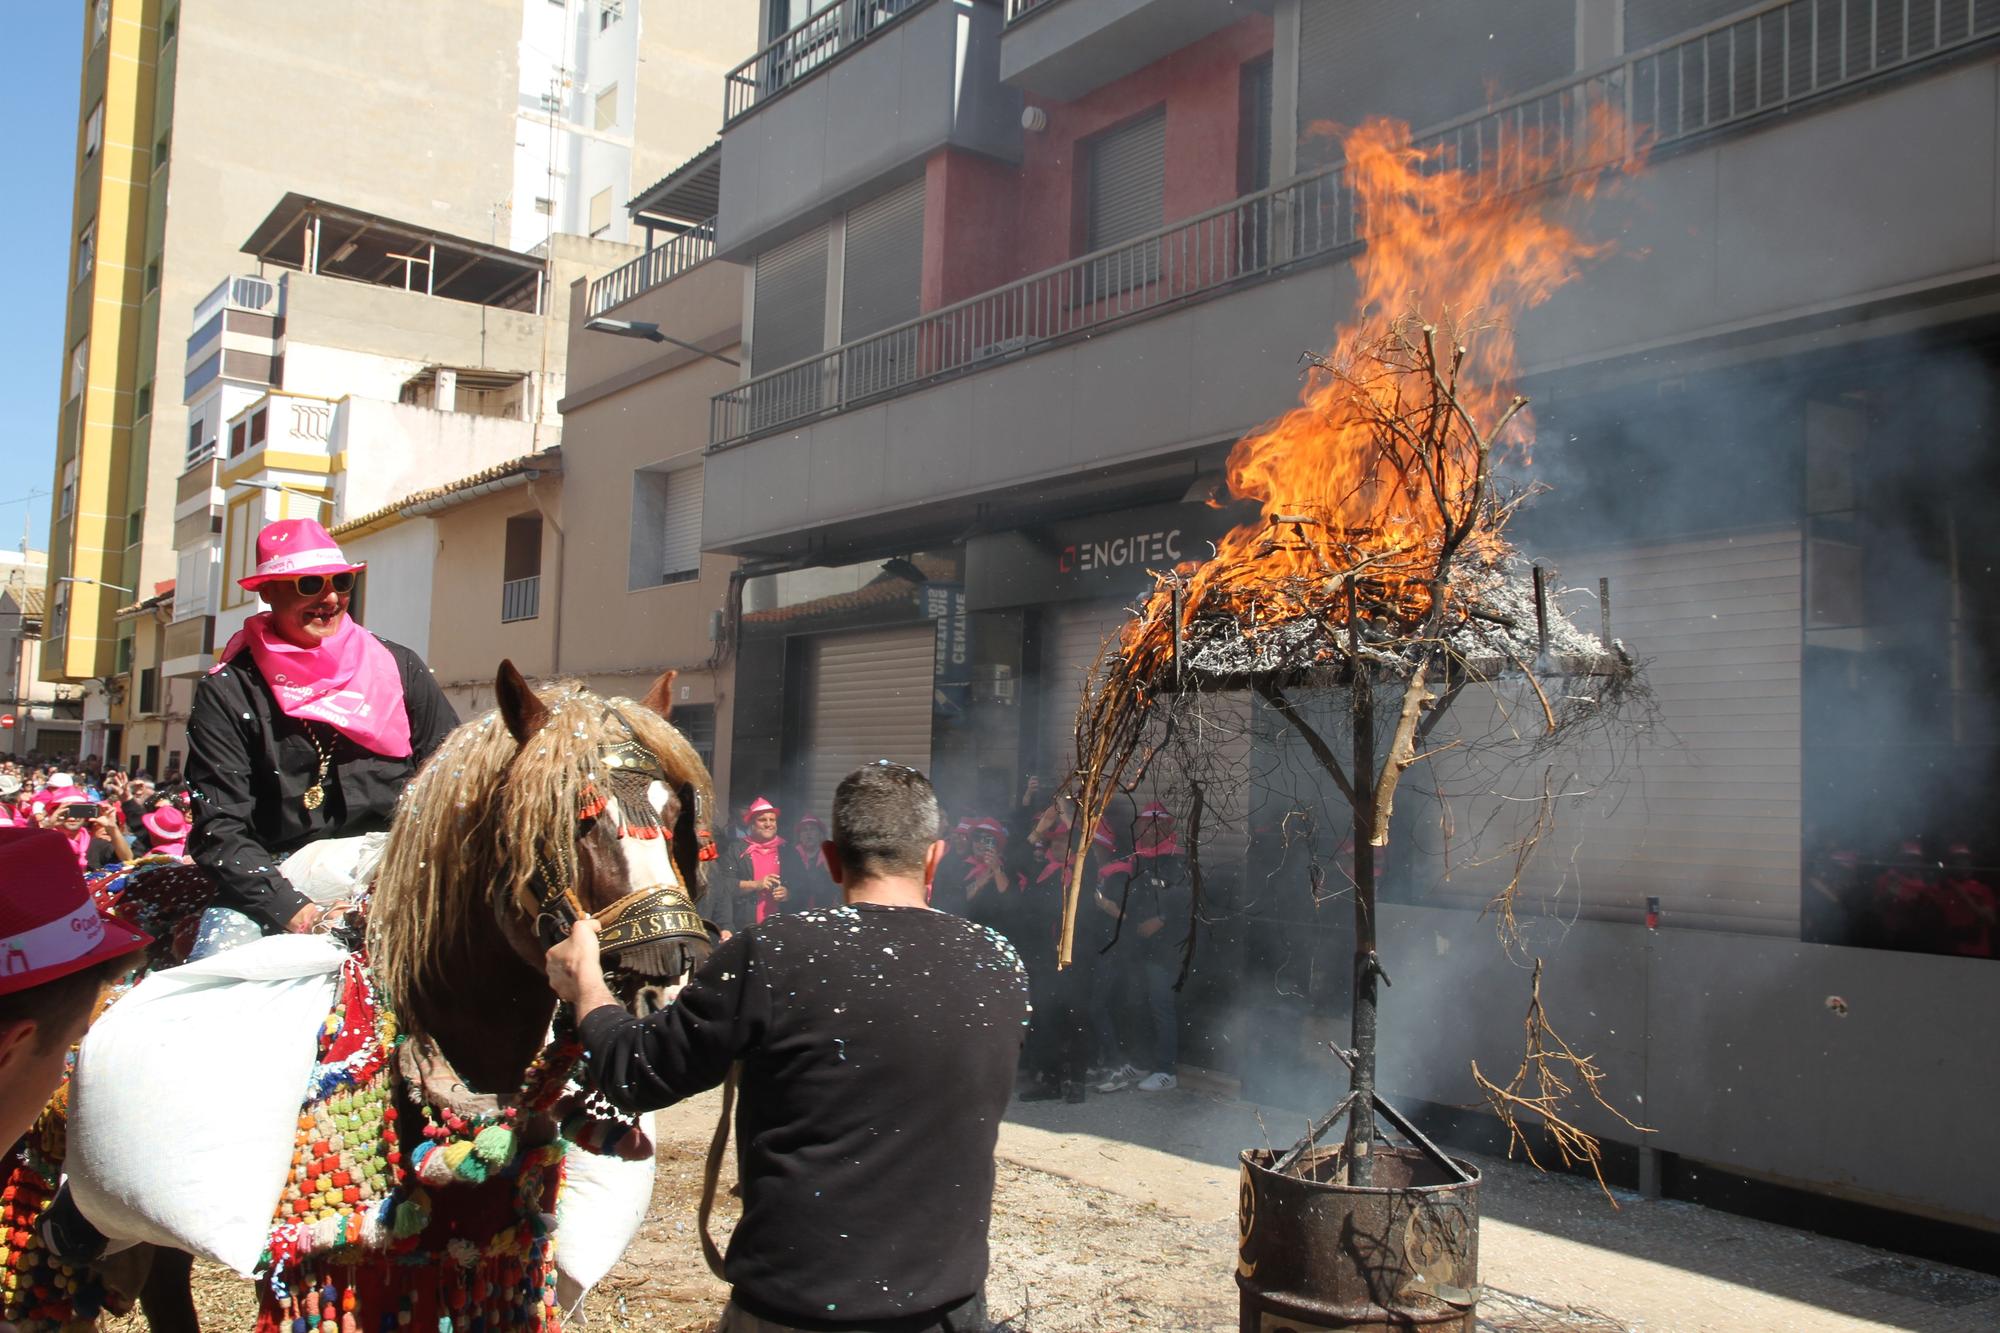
[237,517,365,590]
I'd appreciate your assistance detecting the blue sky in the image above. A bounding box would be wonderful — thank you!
[0,8,83,557]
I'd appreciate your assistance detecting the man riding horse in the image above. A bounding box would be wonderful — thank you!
[185,518,459,955]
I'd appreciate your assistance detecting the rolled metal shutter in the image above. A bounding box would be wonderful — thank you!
[840,178,926,400]
[841,178,925,340]
[1039,602,1250,875]
[660,464,703,580]
[751,225,828,374]
[1296,0,1576,168]
[1624,0,1761,51]
[803,625,937,822]
[1087,109,1166,251]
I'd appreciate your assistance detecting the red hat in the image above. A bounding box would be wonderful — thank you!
[746,796,780,819]
[1137,801,1173,822]
[971,817,1008,844]
[142,805,189,843]
[237,518,365,590]
[0,829,150,996]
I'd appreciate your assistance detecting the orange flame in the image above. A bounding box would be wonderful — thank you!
[1128,103,1642,657]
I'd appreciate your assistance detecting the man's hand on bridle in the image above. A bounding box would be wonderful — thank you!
[546,916,618,1016]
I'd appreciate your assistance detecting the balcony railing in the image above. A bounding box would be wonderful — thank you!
[587,217,719,317]
[190,274,275,333]
[724,0,930,123]
[1001,0,1059,22]
[713,0,2000,448]
[501,575,540,623]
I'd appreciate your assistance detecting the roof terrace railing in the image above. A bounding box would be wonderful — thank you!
[713,0,2000,448]
[586,217,719,318]
[724,0,931,124]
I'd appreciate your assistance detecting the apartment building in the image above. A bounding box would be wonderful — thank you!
[666,0,2000,1245]
[399,182,744,789]
[164,202,639,728]
[43,0,744,753]
[0,551,83,759]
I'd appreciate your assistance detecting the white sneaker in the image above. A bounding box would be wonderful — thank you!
[1094,1063,1142,1093]
[1136,1071,1178,1092]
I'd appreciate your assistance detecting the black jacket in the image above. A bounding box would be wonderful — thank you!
[186,638,458,933]
[579,904,1029,1331]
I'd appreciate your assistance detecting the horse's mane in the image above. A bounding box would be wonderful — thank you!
[367,679,714,1017]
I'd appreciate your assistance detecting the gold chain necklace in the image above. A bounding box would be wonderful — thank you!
[301,722,334,811]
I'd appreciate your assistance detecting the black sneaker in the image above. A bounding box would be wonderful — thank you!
[1063,1079,1087,1104]
[1019,1081,1063,1102]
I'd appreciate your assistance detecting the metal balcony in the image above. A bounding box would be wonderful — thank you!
[712,0,2000,449]
[501,575,540,623]
[724,0,931,124]
[586,218,719,318]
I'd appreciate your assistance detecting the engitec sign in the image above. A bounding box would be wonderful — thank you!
[965,499,1254,610]
[1058,527,1184,574]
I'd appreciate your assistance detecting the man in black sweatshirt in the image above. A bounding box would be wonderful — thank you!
[546,761,1029,1333]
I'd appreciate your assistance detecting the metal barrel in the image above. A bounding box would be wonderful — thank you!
[1236,1145,1482,1332]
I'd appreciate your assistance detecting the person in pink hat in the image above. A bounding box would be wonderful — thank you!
[140,803,191,859]
[719,796,788,933]
[0,828,151,1148]
[47,786,132,871]
[184,518,459,954]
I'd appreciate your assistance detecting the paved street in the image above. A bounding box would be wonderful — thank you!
[993,1082,2000,1332]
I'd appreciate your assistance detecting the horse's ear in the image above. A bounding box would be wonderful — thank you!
[640,669,677,720]
[495,659,548,743]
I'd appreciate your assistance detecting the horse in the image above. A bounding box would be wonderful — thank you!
[0,661,718,1332]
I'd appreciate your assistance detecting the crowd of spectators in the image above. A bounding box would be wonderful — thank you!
[709,778,1193,1102]
[0,754,193,873]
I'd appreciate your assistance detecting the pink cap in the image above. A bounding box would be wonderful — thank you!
[746,796,780,819]
[237,518,364,590]
[1138,801,1173,821]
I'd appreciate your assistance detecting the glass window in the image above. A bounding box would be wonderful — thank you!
[595,84,618,131]
[84,101,104,158]
[69,338,89,401]
[589,187,613,235]
[92,0,109,45]
[76,221,94,285]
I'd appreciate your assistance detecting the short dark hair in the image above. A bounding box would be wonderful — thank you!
[831,762,942,880]
[0,956,126,1055]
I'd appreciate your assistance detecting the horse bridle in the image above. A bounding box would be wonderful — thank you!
[529,708,711,960]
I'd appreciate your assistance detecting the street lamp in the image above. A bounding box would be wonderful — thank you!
[58,575,136,595]
[585,317,741,367]
[231,479,332,509]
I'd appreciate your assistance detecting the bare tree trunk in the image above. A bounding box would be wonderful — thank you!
[1345,663,1380,1186]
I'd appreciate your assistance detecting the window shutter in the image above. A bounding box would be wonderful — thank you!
[841,179,925,341]
[752,225,829,374]
[1296,0,1574,170]
[1087,109,1166,251]
[661,465,704,580]
[1623,0,1763,51]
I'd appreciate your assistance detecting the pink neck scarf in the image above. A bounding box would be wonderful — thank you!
[60,824,92,869]
[213,613,412,758]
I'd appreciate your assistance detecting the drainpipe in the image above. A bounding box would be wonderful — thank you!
[526,475,563,676]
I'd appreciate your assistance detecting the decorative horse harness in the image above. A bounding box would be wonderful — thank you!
[530,706,713,965]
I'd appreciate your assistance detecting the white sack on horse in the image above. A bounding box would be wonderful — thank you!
[282,831,390,905]
[554,1109,658,1310]
[66,933,349,1276]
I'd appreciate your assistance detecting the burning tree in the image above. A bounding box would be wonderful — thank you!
[1059,114,1651,1191]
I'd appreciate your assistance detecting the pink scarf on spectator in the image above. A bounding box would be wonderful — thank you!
[212,613,412,758]
[60,824,92,870]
